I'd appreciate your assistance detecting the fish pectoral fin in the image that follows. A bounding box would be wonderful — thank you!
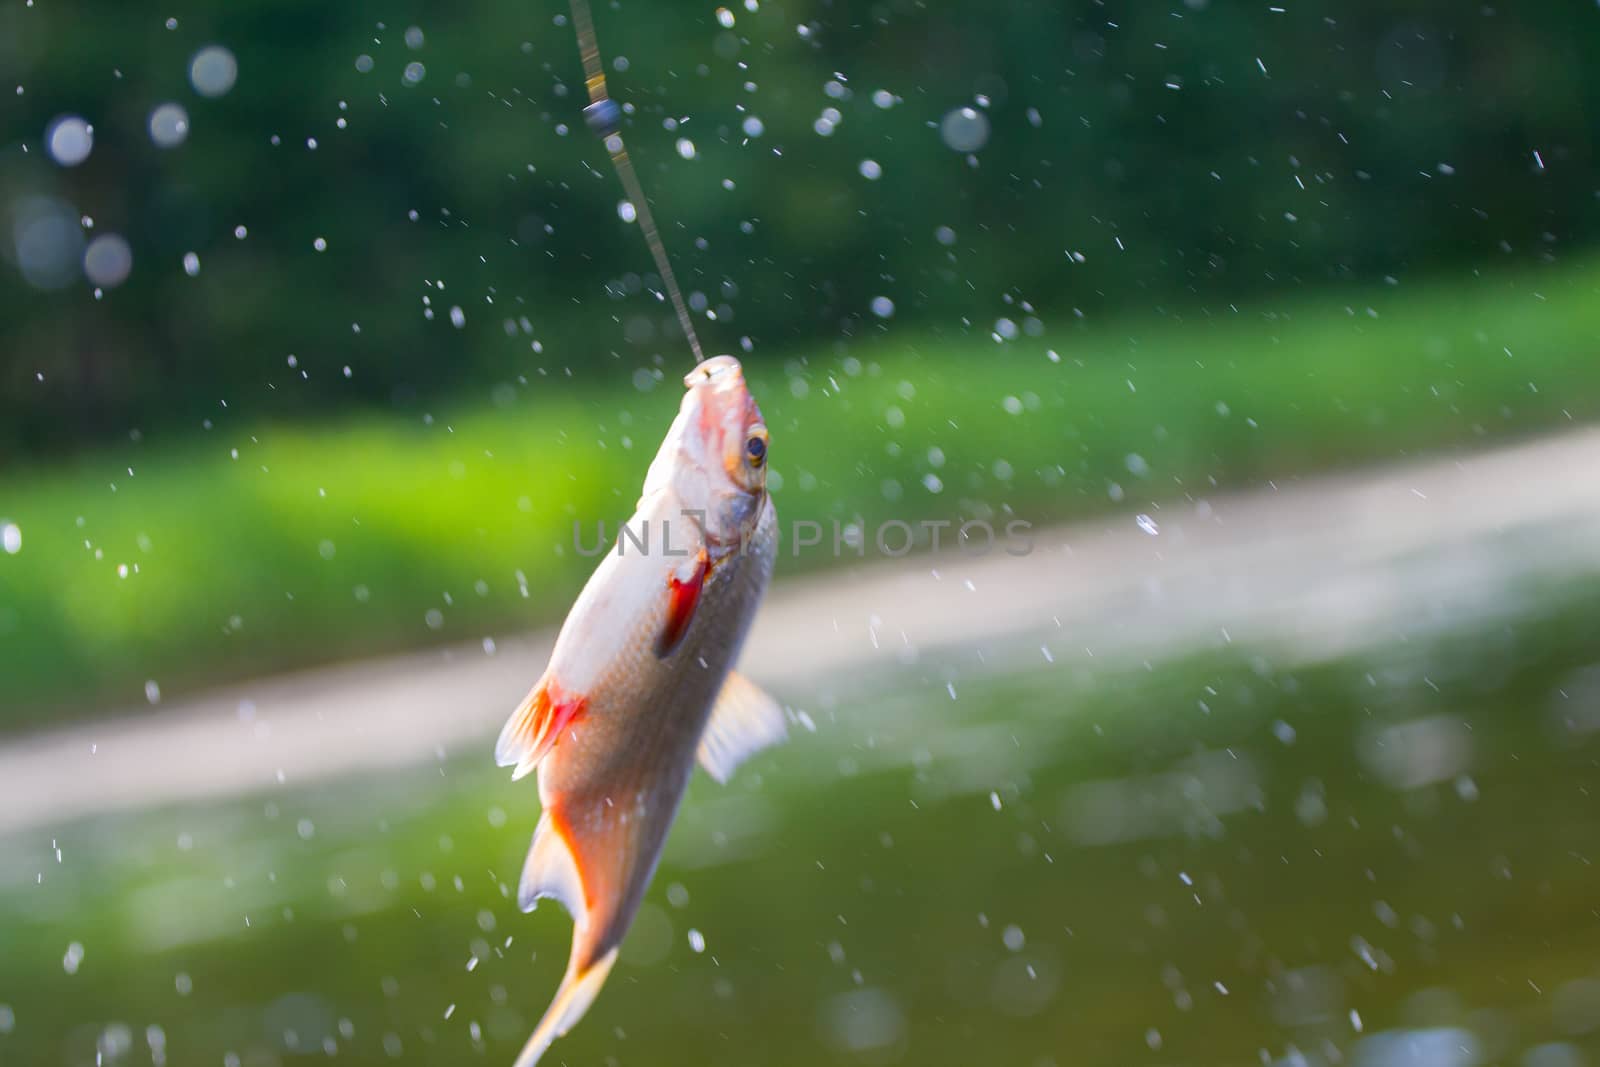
[654,548,708,658]
[697,671,788,784]
[496,679,587,781]
[518,812,585,917]
[512,945,620,1067]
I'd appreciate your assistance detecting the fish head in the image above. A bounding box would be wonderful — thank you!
[681,355,769,493]
[642,355,769,546]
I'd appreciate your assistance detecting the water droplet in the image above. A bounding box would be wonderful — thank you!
[46,115,94,166]
[148,103,190,148]
[715,7,735,28]
[939,106,990,152]
[0,522,19,555]
[675,137,696,160]
[449,306,466,329]
[189,45,238,98]
[1136,514,1160,536]
[870,296,894,318]
[858,158,882,180]
[741,115,765,138]
[183,252,200,276]
[402,62,426,86]
[404,26,425,49]
[617,200,638,223]
[84,234,133,287]
[822,988,904,1053]
[687,929,706,953]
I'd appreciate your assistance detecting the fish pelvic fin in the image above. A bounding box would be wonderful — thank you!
[697,671,788,784]
[496,678,586,781]
[511,943,620,1067]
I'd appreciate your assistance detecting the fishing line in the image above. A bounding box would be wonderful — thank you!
[569,0,706,365]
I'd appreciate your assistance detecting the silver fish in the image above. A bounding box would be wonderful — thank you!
[497,355,784,1066]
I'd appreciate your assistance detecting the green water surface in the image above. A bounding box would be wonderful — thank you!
[3,601,1600,1067]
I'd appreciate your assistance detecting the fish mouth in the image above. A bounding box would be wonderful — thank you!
[684,355,761,444]
[680,355,767,498]
[683,355,744,389]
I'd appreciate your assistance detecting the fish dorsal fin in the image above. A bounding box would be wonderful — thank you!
[518,812,586,918]
[496,680,587,781]
[697,671,787,784]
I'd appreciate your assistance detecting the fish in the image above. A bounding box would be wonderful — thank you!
[497,354,786,1067]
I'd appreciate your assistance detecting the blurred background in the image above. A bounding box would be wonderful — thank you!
[4,1,1600,1064]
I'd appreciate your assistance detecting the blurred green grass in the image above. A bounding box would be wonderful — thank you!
[2,259,1598,725]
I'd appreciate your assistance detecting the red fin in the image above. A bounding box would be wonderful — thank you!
[655,549,708,658]
[512,805,622,1067]
[539,803,632,942]
[495,679,587,780]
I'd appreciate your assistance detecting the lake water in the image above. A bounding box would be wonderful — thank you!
[4,595,1600,1067]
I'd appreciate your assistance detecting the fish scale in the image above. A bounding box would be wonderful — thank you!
[541,500,776,912]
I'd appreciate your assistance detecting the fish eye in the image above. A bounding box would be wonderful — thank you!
[745,432,767,467]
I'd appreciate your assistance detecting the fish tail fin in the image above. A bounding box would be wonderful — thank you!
[511,943,620,1067]
[511,806,630,1065]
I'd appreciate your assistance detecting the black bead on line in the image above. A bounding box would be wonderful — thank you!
[583,99,622,138]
